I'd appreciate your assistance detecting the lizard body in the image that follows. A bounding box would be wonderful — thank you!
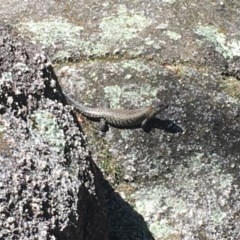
[63,90,168,129]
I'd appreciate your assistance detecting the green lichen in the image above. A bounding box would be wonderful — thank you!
[150,220,177,239]
[121,59,151,72]
[104,83,158,108]
[166,30,182,41]
[102,60,163,105]
[134,185,185,239]
[28,110,65,152]
[210,211,226,224]
[19,18,84,48]
[13,63,29,72]
[18,5,152,61]
[1,72,13,82]
[53,50,72,63]
[104,85,122,107]
[195,26,240,59]
[162,0,176,3]
[100,5,151,42]
[0,119,10,154]
[0,119,6,132]
[133,152,234,239]
[18,18,101,61]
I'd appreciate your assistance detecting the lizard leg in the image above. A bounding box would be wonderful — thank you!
[141,117,153,132]
[141,118,150,128]
[99,118,109,135]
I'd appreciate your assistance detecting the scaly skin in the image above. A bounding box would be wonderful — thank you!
[63,90,168,129]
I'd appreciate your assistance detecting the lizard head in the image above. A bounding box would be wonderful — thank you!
[150,100,168,116]
[141,100,169,128]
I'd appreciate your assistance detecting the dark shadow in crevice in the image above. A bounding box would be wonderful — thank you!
[92,159,155,240]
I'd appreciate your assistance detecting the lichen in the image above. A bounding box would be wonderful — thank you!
[195,26,240,59]
[28,109,65,153]
[19,18,84,48]
[99,5,151,42]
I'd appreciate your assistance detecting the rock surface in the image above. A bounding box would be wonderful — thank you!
[1,0,240,239]
[0,25,108,240]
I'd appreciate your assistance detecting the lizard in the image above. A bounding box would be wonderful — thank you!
[62,90,168,131]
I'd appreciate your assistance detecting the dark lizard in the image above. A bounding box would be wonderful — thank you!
[63,90,168,131]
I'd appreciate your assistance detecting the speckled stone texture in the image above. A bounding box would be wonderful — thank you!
[0,25,108,240]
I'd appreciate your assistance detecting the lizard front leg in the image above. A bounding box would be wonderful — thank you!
[141,117,151,129]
